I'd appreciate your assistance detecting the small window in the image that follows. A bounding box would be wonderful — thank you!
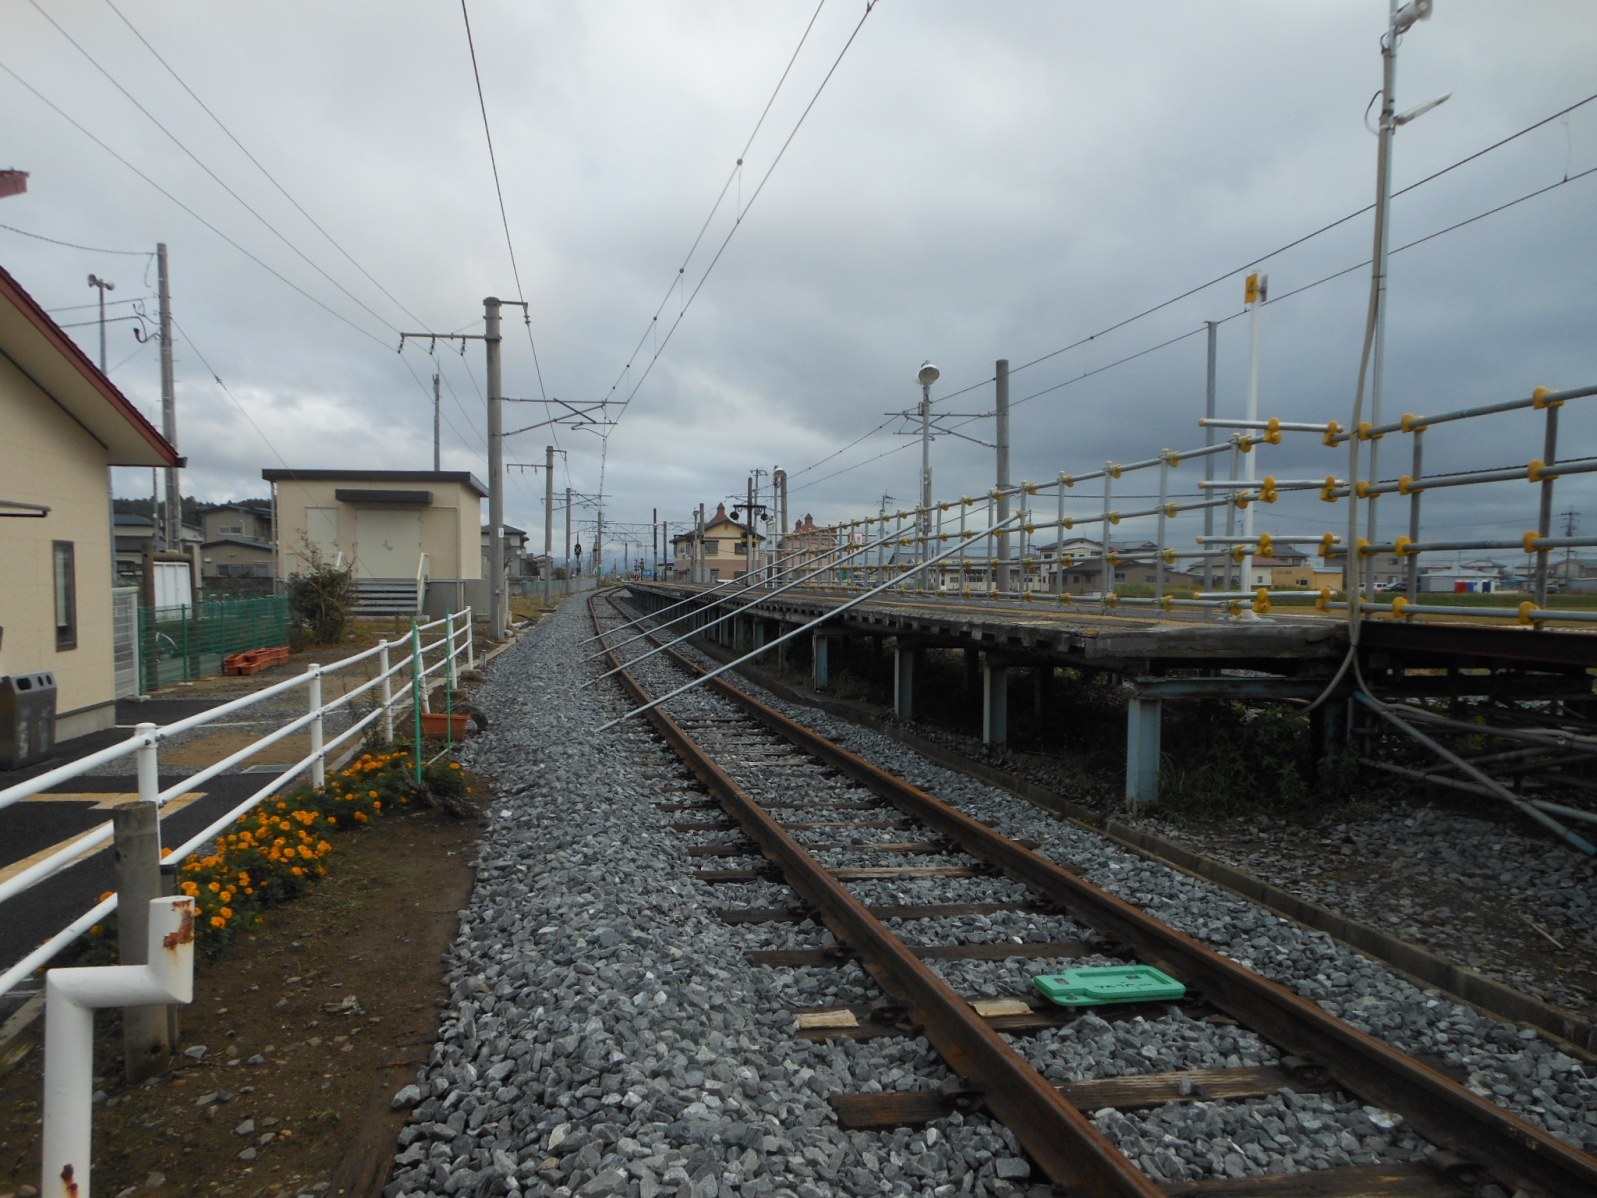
[53,541,77,650]
[702,540,719,555]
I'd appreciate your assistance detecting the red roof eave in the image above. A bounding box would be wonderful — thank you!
[0,263,181,467]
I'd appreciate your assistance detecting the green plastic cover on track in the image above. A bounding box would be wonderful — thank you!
[1031,964,1186,1007]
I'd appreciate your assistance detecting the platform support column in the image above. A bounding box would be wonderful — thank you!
[982,658,1008,746]
[813,632,835,690]
[751,619,768,649]
[893,642,918,720]
[1126,694,1163,806]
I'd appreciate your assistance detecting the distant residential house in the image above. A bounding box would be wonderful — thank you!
[481,523,529,579]
[263,469,486,617]
[200,503,276,584]
[671,502,765,582]
[112,512,203,586]
[0,262,181,742]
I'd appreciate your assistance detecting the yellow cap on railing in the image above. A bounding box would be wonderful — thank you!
[1323,420,1342,446]
[1318,532,1338,558]
[1161,595,1175,611]
[1528,460,1548,482]
[1519,600,1537,625]
[1257,533,1274,557]
[1320,476,1340,503]
[1316,587,1333,611]
[1523,530,1543,554]
[1532,385,1561,410]
[1252,588,1271,615]
[1260,477,1279,503]
[1401,413,1428,433]
[1393,596,1412,619]
[1394,536,1415,557]
[1397,476,1414,494]
[1265,417,1283,445]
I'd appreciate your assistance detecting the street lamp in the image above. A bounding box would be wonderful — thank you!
[916,361,939,569]
[87,274,114,371]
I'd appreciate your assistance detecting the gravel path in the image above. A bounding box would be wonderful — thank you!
[383,600,1597,1197]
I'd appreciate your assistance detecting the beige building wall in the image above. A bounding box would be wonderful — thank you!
[270,476,483,580]
[0,354,118,737]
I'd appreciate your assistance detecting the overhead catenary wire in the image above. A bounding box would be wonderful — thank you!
[594,0,832,423]
[787,122,1597,495]
[927,90,1597,410]
[459,0,548,404]
[788,158,1597,499]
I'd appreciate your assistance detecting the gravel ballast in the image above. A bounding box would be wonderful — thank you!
[384,599,1596,1197]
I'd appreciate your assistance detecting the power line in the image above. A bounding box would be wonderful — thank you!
[0,58,395,350]
[0,220,150,256]
[930,90,1597,410]
[790,159,1597,497]
[27,0,406,337]
[98,0,432,331]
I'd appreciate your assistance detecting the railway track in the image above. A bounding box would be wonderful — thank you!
[588,590,1597,1198]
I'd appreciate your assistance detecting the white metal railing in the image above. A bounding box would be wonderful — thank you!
[788,381,1597,628]
[0,608,473,1004]
[416,551,431,613]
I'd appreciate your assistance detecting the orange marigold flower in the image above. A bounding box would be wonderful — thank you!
[354,811,368,823]
[208,882,221,892]
[368,789,378,798]
[209,915,226,929]
[291,866,304,877]
[220,906,234,919]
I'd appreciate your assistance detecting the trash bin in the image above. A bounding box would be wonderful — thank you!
[0,671,57,769]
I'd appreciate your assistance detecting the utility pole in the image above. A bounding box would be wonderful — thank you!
[1203,322,1218,590]
[595,510,604,580]
[432,373,442,472]
[917,363,939,570]
[651,506,659,579]
[746,476,757,580]
[1561,508,1579,588]
[87,273,114,370]
[485,296,505,639]
[1242,273,1266,607]
[544,445,555,607]
[564,487,573,578]
[157,244,180,553]
[995,359,1011,593]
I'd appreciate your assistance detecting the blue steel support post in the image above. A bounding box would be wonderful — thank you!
[812,632,833,690]
[982,659,1008,746]
[1126,694,1162,806]
[893,642,917,720]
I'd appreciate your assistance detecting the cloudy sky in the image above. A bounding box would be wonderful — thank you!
[4,1,1594,574]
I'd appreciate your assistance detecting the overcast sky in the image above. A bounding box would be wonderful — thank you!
[4,1,1595,574]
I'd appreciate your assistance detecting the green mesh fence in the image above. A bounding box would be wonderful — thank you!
[138,597,291,690]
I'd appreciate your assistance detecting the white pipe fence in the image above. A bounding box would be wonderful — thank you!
[0,609,474,1005]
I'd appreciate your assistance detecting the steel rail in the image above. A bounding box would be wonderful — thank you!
[591,598,1164,1197]
[597,594,1597,1198]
